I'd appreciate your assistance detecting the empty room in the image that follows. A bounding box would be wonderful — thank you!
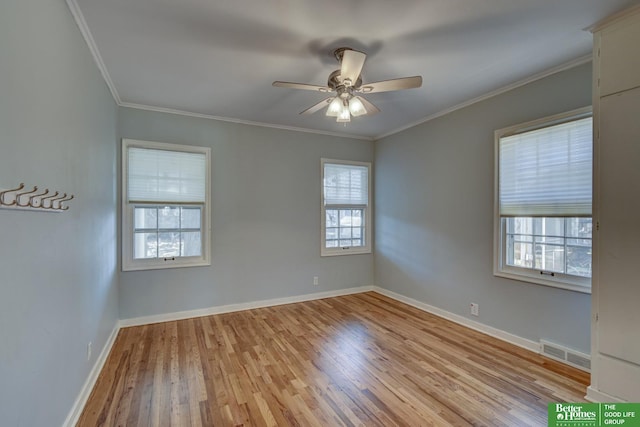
[2,0,640,426]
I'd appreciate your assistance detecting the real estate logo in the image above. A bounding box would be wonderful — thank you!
[551,403,597,426]
[549,403,640,427]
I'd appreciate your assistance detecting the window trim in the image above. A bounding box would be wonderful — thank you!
[493,107,592,293]
[122,139,211,271]
[320,158,372,257]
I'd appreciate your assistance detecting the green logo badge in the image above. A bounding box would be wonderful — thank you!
[549,403,640,427]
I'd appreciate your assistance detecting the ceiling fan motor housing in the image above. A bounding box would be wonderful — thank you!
[328,70,362,97]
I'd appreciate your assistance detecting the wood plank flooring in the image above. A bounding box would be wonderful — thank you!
[78,292,589,426]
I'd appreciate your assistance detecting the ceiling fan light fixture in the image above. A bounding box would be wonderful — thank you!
[337,109,351,123]
[273,46,422,124]
[336,101,351,123]
[349,97,367,117]
[326,97,342,117]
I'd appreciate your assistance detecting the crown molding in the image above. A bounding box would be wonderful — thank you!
[66,0,592,143]
[375,54,593,140]
[119,102,373,141]
[65,0,121,104]
[587,3,640,33]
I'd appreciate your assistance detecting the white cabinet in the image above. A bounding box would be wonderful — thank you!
[597,88,640,365]
[599,18,640,97]
[590,6,640,403]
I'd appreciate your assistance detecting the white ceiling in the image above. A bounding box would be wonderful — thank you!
[71,0,639,139]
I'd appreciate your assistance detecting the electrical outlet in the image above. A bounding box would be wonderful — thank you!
[87,342,92,361]
[470,303,479,317]
[313,276,319,286]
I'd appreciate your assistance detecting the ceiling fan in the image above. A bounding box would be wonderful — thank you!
[273,47,422,123]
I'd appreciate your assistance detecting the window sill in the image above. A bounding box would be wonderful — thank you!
[122,258,210,272]
[321,248,372,257]
[494,268,591,294]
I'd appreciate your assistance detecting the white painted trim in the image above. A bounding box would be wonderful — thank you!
[590,25,604,406]
[65,0,592,145]
[492,107,593,294]
[65,286,585,423]
[494,105,593,138]
[119,286,375,327]
[371,287,540,353]
[62,323,120,427]
[119,103,373,142]
[320,158,373,257]
[116,285,541,356]
[376,55,593,140]
[588,4,640,33]
[121,55,591,142]
[121,139,212,272]
[586,386,625,403]
[65,0,121,104]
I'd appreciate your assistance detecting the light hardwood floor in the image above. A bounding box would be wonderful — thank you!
[78,292,589,426]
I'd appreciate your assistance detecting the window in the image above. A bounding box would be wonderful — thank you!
[321,159,371,256]
[494,107,592,292]
[122,139,210,271]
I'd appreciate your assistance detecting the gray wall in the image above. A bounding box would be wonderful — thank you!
[375,63,593,353]
[0,1,119,426]
[118,108,374,319]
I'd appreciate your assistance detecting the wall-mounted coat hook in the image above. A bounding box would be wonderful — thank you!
[29,188,50,208]
[58,194,74,210]
[0,183,74,213]
[15,186,41,207]
[0,183,25,206]
[48,193,68,210]
[40,191,60,209]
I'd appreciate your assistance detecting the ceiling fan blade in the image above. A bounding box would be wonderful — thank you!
[299,97,333,115]
[355,96,380,115]
[359,76,422,93]
[273,81,331,92]
[340,50,366,86]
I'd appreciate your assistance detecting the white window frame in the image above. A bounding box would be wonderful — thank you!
[493,107,592,293]
[122,139,211,271]
[321,158,372,256]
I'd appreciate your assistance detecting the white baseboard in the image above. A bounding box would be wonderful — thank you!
[371,287,540,354]
[63,285,586,425]
[119,285,375,328]
[62,323,120,427]
[586,385,625,403]
[120,285,541,354]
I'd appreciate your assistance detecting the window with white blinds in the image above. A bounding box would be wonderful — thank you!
[127,148,206,203]
[321,159,372,256]
[323,163,369,207]
[499,117,592,217]
[122,139,211,271]
[494,108,593,293]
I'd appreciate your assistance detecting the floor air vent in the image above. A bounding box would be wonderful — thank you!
[540,340,591,372]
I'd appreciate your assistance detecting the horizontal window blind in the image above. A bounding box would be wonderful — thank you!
[128,147,206,203]
[324,163,368,206]
[499,117,592,217]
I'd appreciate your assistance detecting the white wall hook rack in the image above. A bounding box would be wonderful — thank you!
[0,183,74,212]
